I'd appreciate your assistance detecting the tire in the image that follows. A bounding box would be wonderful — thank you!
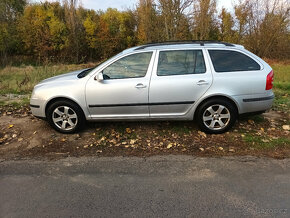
[196,98,237,134]
[47,100,85,133]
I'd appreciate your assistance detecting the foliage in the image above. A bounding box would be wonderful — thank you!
[0,0,289,66]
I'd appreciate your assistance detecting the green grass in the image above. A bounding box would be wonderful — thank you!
[250,115,265,123]
[272,63,290,112]
[244,134,290,149]
[171,123,192,134]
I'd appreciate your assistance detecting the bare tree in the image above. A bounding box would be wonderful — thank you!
[191,0,217,40]
[157,0,192,40]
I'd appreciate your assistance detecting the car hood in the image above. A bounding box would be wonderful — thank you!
[37,69,86,86]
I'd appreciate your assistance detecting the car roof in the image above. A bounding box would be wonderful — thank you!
[121,41,245,54]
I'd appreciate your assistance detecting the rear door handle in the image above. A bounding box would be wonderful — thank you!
[135,83,147,89]
[197,80,209,85]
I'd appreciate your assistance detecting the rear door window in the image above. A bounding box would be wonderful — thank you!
[208,50,260,72]
[157,50,206,76]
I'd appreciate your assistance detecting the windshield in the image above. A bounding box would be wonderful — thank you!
[77,53,123,79]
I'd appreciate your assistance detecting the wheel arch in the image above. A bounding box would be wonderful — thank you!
[45,97,86,118]
[194,95,239,120]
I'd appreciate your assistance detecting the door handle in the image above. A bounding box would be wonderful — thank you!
[135,83,147,89]
[197,80,209,85]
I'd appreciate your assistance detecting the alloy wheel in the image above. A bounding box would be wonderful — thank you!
[202,104,231,130]
[52,106,78,131]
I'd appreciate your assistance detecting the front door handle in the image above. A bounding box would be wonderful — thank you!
[197,80,209,85]
[135,83,147,89]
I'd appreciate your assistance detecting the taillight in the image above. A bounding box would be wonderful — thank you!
[266,70,274,90]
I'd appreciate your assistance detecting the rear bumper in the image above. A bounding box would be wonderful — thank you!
[233,92,274,114]
[242,95,274,102]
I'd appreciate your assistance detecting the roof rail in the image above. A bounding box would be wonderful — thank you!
[135,40,234,50]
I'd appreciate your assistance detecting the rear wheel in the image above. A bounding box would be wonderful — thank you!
[47,100,85,133]
[196,98,237,134]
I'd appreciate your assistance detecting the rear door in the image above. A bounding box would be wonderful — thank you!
[148,49,212,117]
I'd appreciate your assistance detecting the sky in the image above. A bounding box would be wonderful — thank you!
[31,0,235,12]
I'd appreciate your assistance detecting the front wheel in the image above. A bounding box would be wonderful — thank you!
[47,100,85,133]
[196,99,237,134]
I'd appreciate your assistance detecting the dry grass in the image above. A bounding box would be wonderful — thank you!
[0,63,96,94]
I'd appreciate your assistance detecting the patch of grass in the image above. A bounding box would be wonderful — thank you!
[244,134,290,149]
[271,63,290,112]
[250,115,265,123]
[0,97,30,108]
[272,63,290,83]
[0,63,96,94]
[171,123,192,134]
[114,123,127,135]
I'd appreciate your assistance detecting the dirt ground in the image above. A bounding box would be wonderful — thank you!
[0,105,289,160]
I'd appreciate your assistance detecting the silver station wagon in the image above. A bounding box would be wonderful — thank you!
[30,41,274,134]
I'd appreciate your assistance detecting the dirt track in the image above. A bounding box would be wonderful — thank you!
[0,106,289,160]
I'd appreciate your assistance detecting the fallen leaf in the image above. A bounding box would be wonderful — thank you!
[8,124,14,129]
[218,147,224,151]
[248,120,254,125]
[282,125,290,131]
[199,147,204,151]
[126,128,132,134]
[130,139,136,145]
[167,143,173,149]
[198,131,207,138]
[109,139,117,144]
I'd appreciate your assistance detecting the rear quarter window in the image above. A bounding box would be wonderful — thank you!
[208,50,261,72]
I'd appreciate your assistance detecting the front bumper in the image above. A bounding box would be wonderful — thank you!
[30,98,46,118]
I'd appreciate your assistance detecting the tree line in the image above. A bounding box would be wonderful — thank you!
[0,0,289,66]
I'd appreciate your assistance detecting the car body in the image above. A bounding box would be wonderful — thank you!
[30,41,274,133]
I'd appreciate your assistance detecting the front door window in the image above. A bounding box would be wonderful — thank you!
[103,52,153,79]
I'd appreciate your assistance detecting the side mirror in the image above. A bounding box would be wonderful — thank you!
[95,72,104,82]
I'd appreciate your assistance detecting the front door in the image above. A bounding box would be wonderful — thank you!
[149,49,212,117]
[86,51,155,119]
